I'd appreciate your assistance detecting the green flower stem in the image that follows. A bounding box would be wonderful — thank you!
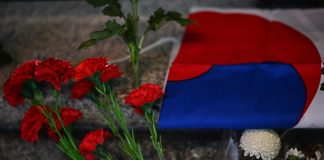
[55,110,82,158]
[128,40,140,87]
[99,110,120,138]
[131,0,139,45]
[131,52,140,87]
[104,154,114,160]
[52,89,61,111]
[98,105,138,159]
[107,89,143,160]
[130,0,141,87]
[145,112,163,160]
[33,91,84,160]
[96,84,144,160]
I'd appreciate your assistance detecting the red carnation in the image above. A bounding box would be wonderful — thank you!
[9,60,39,81]
[74,57,108,81]
[21,106,47,142]
[60,107,82,127]
[3,80,25,106]
[47,129,60,142]
[71,79,94,99]
[125,84,164,108]
[35,58,74,90]
[100,64,123,83]
[47,107,82,141]
[79,129,110,160]
[74,57,122,83]
[21,105,81,142]
[3,60,39,106]
[83,154,96,160]
[52,107,82,130]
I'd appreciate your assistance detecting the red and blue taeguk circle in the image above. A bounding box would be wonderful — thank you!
[159,12,322,129]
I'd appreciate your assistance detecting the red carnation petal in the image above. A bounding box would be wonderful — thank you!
[125,84,164,108]
[35,58,74,90]
[100,64,123,83]
[125,89,147,107]
[47,129,60,142]
[133,108,145,114]
[3,79,24,106]
[21,106,47,142]
[60,107,82,127]
[47,107,81,141]
[84,153,96,160]
[74,57,108,81]
[3,60,39,107]
[79,129,110,156]
[71,79,94,99]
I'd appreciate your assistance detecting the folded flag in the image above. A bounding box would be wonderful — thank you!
[159,8,324,129]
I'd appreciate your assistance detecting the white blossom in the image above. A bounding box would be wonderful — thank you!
[285,148,305,159]
[315,151,321,160]
[306,151,321,160]
[240,129,281,160]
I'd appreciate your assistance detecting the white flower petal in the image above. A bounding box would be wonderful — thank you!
[240,129,281,160]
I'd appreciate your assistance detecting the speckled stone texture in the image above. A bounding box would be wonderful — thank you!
[2,0,324,160]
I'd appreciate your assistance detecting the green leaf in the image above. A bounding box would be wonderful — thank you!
[90,20,123,41]
[166,11,192,26]
[90,29,112,40]
[122,14,137,44]
[105,20,123,33]
[20,79,37,99]
[79,20,123,49]
[147,8,192,31]
[102,0,124,17]
[77,39,97,50]
[86,0,109,7]
[148,8,168,31]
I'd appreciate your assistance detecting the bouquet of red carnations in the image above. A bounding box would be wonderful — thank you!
[3,57,164,160]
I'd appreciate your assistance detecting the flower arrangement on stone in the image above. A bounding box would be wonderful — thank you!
[78,0,191,87]
[3,57,165,160]
[240,129,281,160]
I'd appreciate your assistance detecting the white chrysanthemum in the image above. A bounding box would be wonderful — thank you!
[285,148,305,159]
[240,129,281,160]
[306,151,321,160]
[315,151,321,160]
